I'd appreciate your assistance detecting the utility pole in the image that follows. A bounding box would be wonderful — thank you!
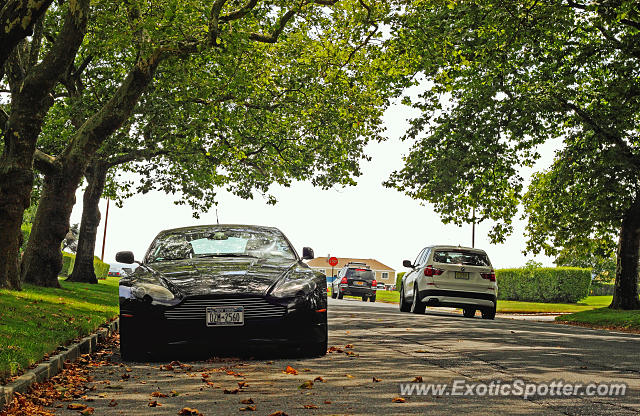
[471,207,475,248]
[101,199,110,261]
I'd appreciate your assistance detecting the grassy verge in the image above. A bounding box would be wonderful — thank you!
[0,276,119,382]
[336,289,613,314]
[556,307,640,333]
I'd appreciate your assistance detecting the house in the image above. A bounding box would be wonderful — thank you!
[306,257,396,288]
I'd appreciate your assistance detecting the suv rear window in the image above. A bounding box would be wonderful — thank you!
[346,268,374,281]
[432,250,491,266]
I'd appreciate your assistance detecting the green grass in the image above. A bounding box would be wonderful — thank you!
[337,289,613,314]
[556,307,640,332]
[0,276,119,382]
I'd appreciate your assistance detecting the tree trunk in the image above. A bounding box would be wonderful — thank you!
[67,162,108,284]
[21,162,85,287]
[610,199,640,310]
[0,166,31,289]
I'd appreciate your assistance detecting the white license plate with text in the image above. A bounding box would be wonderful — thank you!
[206,306,244,326]
[455,272,470,280]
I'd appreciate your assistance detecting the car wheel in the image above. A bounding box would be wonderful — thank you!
[331,288,337,299]
[369,295,376,302]
[410,284,426,314]
[337,292,344,299]
[119,323,147,362]
[298,338,328,358]
[361,296,368,302]
[481,305,496,320]
[399,284,410,312]
[463,308,476,318]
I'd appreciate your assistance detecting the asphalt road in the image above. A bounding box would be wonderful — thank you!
[49,298,640,415]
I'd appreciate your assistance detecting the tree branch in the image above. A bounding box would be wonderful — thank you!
[219,0,259,22]
[106,148,170,167]
[33,149,57,175]
[249,8,298,44]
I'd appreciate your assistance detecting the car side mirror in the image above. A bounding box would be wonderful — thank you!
[302,247,314,260]
[116,251,135,264]
[402,260,414,268]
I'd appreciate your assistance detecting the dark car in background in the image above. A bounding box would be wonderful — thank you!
[330,262,377,302]
[116,224,327,360]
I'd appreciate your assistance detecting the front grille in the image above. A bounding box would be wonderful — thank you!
[164,297,287,321]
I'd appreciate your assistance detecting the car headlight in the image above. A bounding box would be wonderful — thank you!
[131,283,175,303]
[270,279,314,299]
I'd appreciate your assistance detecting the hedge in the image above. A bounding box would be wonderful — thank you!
[590,283,640,296]
[59,252,109,279]
[395,272,405,291]
[496,267,591,303]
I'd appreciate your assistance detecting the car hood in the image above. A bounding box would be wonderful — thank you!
[146,257,298,297]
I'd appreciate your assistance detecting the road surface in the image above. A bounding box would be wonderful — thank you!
[42,298,640,415]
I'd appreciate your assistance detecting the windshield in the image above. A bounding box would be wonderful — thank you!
[432,250,491,266]
[146,227,297,263]
[346,268,374,281]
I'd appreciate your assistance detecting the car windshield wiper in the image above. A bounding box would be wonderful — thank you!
[194,253,258,258]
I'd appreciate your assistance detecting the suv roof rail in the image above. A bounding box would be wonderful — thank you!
[346,261,370,268]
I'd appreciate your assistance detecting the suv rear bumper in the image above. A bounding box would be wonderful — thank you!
[340,286,376,297]
[418,289,496,309]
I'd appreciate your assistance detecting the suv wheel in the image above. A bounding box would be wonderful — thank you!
[410,284,426,314]
[463,308,476,318]
[337,291,344,299]
[369,295,376,302]
[361,296,368,302]
[399,284,410,312]
[331,287,337,299]
[481,304,496,320]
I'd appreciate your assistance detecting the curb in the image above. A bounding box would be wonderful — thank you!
[0,319,119,408]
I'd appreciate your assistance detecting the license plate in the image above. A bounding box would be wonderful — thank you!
[206,306,244,326]
[455,272,470,280]
[354,281,365,286]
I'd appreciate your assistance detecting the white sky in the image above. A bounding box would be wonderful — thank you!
[69,98,558,272]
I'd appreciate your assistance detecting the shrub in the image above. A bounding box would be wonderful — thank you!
[93,256,109,279]
[590,283,640,296]
[496,267,591,303]
[395,272,405,291]
[60,252,76,277]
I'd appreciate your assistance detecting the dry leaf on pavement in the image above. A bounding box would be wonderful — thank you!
[372,377,382,382]
[240,405,257,411]
[392,397,406,403]
[240,398,255,404]
[299,380,314,389]
[284,365,298,375]
[412,376,423,383]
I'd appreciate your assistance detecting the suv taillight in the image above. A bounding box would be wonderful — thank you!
[481,271,496,282]
[340,277,347,284]
[371,279,377,287]
[424,265,444,277]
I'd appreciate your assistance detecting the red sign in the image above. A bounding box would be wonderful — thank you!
[328,257,338,267]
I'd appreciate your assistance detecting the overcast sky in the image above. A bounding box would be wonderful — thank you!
[69,98,558,272]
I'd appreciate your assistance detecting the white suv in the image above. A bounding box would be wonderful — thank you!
[399,246,497,319]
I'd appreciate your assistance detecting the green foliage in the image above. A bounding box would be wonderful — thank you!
[555,241,617,284]
[557,307,640,332]
[396,271,405,291]
[497,267,592,303]
[93,256,109,279]
[0,276,119,380]
[60,252,76,277]
[385,1,640,250]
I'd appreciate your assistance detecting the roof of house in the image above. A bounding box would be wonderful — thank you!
[306,257,395,272]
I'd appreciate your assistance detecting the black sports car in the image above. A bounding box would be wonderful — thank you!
[116,224,327,360]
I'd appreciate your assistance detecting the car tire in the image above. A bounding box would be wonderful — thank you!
[361,296,368,302]
[337,292,344,299]
[369,295,376,302]
[399,284,410,312]
[119,322,147,362]
[481,305,497,320]
[463,308,476,318]
[410,284,426,314]
[331,288,337,299]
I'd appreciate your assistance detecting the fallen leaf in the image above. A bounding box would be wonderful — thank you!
[303,404,318,409]
[148,400,162,407]
[224,388,240,394]
[268,412,288,416]
[372,377,381,382]
[302,368,311,372]
[121,373,130,380]
[151,391,168,398]
[345,344,354,348]
[313,376,325,383]
[392,397,406,403]
[345,374,353,378]
[299,380,314,389]
[284,365,298,375]
[240,398,255,404]
[108,399,118,407]
[178,407,202,415]
[68,403,87,410]
[412,376,423,383]
[415,350,427,353]
[240,405,257,411]
[80,407,95,415]
[238,381,248,388]
[170,390,180,397]
[324,400,332,404]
